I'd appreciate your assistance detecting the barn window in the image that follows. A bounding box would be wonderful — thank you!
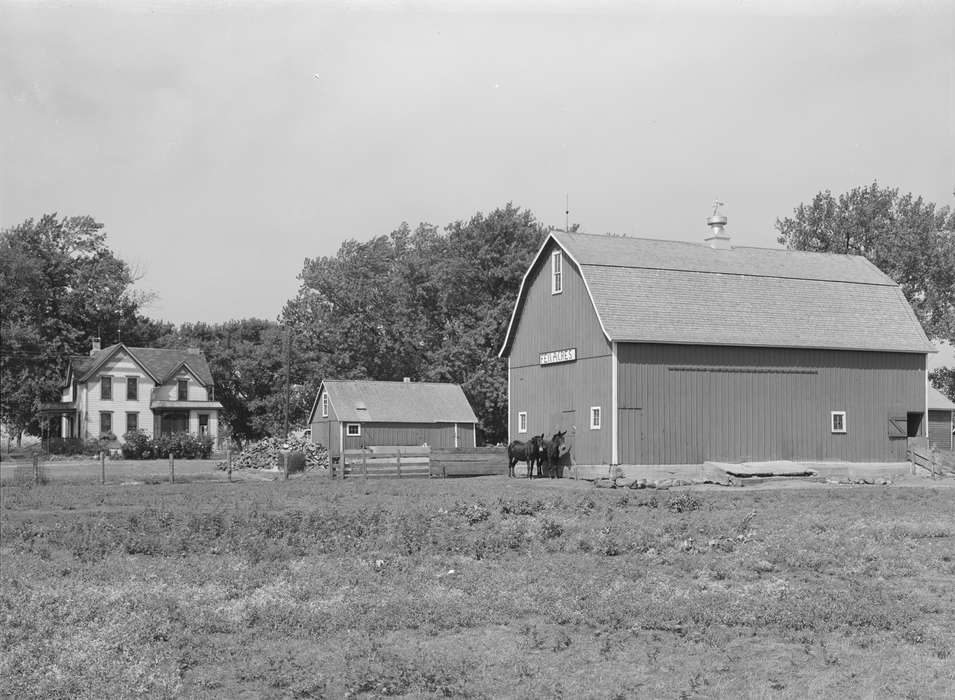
[590,406,601,430]
[518,411,528,434]
[321,392,329,417]
[831,411,846,434]
[551,251,563,294]
[346,423,361,437]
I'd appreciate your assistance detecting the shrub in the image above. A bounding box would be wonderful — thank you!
[46,437,101,456]
[120,432,213,460]
[122,430,154,459]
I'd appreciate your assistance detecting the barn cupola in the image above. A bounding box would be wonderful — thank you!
[705,200,731,250]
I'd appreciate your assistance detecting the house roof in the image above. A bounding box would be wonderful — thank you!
[71,344,215,385]
[500,231,935,355]
[928,386,955,411]
[315,380,478,424]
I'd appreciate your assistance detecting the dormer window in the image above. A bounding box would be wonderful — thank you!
[321,392,329,417]
[551,251,563,294]
[177,379,188,401]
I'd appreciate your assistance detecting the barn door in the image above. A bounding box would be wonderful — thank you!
[618,408,644,465]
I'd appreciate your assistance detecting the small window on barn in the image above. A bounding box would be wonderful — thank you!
[831,411,846,434]
[590,406,601,430]
[551,251,563,294]
[518,411,528,434]
[321,392,329,417]
[101,376,112,400]
[346,423,361,437]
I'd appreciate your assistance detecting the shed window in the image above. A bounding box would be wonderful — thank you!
[551,251,563,294]
[831,411,846,434]
[101,376,112,400]
[346,423,361,437]
[126,377,138,401]
[321,392,329,417]
[590,406,602,430]
[518,411,528,434]
[177,379,188,401]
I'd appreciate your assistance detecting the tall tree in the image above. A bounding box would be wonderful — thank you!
[0,214,163,438]
[776,183,955,341]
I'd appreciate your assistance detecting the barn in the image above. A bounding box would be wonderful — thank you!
[307,379,478,460]
[927,385,954,451]
[499,217,935,467]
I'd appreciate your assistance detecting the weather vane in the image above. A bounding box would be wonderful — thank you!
[712,200,725,217]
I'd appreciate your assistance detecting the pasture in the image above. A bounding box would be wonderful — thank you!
[2,474,954,698]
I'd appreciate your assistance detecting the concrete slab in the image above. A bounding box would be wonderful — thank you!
[705,460,816,477]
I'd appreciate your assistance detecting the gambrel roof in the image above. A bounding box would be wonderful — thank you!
[500,231,935,356]
[310,380,478,424]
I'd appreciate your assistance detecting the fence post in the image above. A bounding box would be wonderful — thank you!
[396,449,402,479]
[169,452,175,484]
[227,442,232,483]
[100,450,106,485]
[362,450,368,479]
[931,446,938,480]
[283,452,289,480]
[33,454,39,485]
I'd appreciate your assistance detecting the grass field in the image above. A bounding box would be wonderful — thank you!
[2,474,954,699]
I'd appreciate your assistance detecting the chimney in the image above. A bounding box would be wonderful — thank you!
[90,337,102,356]
[705,201,731,250]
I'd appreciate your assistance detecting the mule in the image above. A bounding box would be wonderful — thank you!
[540,430,567,479]
[507,434,544,478]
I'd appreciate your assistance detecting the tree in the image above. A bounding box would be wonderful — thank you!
[0,214,163,438]
[930,367,955,404]
[776,183,955,342]
[284,203,548,443]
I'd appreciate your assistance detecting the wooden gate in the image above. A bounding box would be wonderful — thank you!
[338,446,430,479]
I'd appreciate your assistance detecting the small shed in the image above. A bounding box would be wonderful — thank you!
[307,379,478,460]
[927,385,954,450]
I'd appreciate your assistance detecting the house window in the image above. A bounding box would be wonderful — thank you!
[346,423,361,437]
[126,412,138,433]
[518,411,528,434]
[101,376,112,400]
[126,377,138,401]
[590,406,602,430]
[551,251,563,294]
[198,414,208,436]
[321,392,329,417]
[831,411,847,434]
[100,412,113,435]
[177,379,188,401]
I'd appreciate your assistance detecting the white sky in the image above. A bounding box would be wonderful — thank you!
[2,0,953,325]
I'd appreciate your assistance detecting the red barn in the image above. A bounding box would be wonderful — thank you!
[499,219,934,466]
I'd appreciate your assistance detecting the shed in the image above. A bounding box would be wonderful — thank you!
[307,380,478,460]
[499,218,935,466]
[927,385,954,451]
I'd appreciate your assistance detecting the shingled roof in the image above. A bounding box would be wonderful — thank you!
[315,380,478,424]
[500,231,935,355]
[69,344,215,385]
[928,386,955,411]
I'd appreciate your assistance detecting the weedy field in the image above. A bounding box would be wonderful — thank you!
[2,476,954,699]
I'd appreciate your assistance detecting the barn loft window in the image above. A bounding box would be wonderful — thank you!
[346,423,361,437]
[590,406,602,430]
[321,392,329,417]
[831,411,847,434]
[551,251,563,294]
[101,376,112,400]
[518,411,528,434]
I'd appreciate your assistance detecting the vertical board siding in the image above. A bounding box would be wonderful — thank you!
[618,343,925,464]
[928,410,953,450]
[337,423,475,450]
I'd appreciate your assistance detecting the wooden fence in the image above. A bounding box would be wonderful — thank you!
[907,437,952,479]
[331,446,509,479]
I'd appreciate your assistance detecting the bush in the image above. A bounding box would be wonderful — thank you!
[121,431,213,460]
[122,430,154,459]
[46,437,101,456]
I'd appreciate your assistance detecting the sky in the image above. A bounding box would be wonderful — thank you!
[1,0,953,326]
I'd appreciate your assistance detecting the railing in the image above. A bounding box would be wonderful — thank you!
[907,437,951,479]
[338,446,430,479]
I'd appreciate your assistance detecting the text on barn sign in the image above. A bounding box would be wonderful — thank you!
[539,348,577,366]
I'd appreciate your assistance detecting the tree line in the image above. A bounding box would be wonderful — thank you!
[2,186,953,446]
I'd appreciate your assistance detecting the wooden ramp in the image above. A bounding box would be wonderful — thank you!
[341,447,430,479]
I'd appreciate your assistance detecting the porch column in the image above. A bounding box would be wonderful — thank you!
[61,414,69,438]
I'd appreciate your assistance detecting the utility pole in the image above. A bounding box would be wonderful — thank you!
[283,324,291,440]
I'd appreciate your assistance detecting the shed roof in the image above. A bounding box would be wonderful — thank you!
[316,380,478,424]
[928,386,955,411]
[500,231,935,355]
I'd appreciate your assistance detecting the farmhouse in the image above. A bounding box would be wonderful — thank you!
[39,339,223,444]
[927,385,954,451]
[499,216,935,466]
[308,379,478,460]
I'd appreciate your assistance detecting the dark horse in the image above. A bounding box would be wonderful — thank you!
[540,430,567,478]
[507,434,544,478]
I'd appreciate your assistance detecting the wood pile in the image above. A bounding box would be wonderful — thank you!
[223,437,328,471]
